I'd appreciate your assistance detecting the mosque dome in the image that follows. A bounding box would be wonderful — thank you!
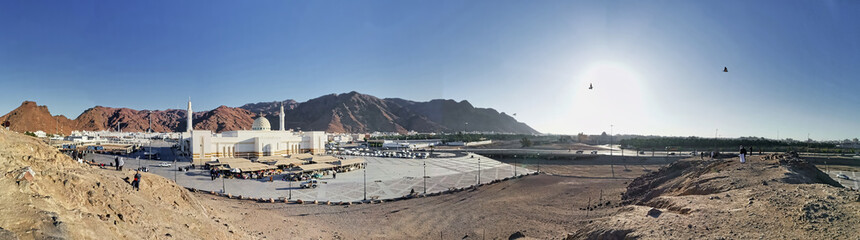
[251,116,271,131]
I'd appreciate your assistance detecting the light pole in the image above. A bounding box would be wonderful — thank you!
[610,124,614,156]
[423,160,427,194]
[712,128,718,158]
[221,173,226,193]
[288,170,293,200]
[477,158,481,184]
[514,155,519,177]
[363,163,367,201]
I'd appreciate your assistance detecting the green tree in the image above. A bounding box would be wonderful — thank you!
[520,137,533,148]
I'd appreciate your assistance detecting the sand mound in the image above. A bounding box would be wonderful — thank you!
[570,155,860,239]
[0,128,247,239]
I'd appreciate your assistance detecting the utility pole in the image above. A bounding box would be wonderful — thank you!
[423,160,427,194]
[610,124,614,156]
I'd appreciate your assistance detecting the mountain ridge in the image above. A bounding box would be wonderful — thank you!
[0,92,539,134]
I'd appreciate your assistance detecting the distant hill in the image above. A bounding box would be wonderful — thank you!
[1,92,538,134]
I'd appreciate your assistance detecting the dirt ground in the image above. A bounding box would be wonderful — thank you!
[4,126,857,240]
[194,157,671,239]
[0,128,247,240]
[571,155,860,239]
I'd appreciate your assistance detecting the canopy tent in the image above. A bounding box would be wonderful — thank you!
[273,158,305,167]
[206,157,251,167]
[217,157,252,164]
[212,166,231,171]
[295,163,336,173]
[334,158,365,167]
[228,161,276,172]
[310,156,340,164]
[254,156,284,163]
[290,153,314,161]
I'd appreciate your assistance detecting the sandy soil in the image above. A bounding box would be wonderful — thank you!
[571,155,860,239]
[0,128,248,240]
[4,126,857,240]
[195,157,670,239]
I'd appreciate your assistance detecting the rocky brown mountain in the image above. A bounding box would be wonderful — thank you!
[0,101,76,135]
[1,92,538,134]
[245,91,537,134]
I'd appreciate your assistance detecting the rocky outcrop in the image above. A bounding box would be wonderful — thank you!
[0,101,76,135]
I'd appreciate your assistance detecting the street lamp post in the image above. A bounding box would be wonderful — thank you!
[610,124,614,156]
[423,160,427,194]
[288,170,293,200]
[221,173,226,193]
[477,158,481,184]
[514,156,519,177]
[363,163,367,201]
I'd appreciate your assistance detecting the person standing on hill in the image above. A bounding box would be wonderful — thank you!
[739,145,747,163]
[132,171,141,191]
[114,157,120,170]
[118,157,124,171]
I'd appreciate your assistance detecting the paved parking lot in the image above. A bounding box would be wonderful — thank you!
[825,170,859,190]
[87,142,533,202]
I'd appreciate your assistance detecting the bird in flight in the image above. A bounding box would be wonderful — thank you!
[588,83,593,90]
[723,67,728,72]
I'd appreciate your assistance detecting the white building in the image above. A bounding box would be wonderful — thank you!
[34,130,47,138]
[185,101,327,165]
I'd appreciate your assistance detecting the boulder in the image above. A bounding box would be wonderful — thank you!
[647,208,662,218]
[509,231,526,240]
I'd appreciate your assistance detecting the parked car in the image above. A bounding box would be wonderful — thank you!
[301,179,319,188]
[158,162,172,167]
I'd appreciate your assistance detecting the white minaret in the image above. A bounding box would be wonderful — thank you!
[279,103,285,131]
[186,99,193,132]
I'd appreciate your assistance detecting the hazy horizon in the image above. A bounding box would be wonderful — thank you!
[2,1,858,140]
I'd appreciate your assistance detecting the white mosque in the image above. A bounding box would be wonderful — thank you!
[182,100,327,165]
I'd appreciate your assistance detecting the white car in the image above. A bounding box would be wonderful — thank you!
[301,179,319,188]
[158,162,172,167]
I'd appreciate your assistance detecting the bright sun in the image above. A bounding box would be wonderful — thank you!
[568,61,650,133]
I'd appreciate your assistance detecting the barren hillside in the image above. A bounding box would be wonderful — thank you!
[0,128,248,239]
[571,155,860,239]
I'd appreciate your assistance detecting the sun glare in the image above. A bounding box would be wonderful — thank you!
[569,62,650,133]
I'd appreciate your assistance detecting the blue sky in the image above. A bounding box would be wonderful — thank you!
[1,1,858,140]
